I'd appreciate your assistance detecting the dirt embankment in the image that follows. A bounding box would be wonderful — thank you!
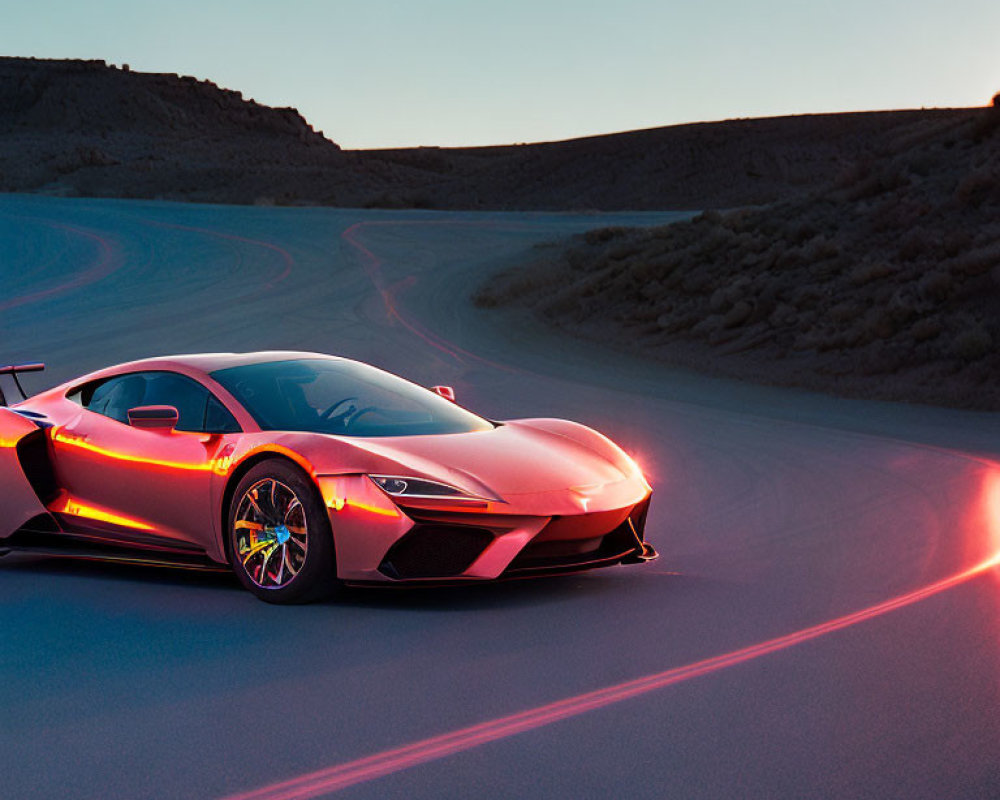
[0,56,982,211]
[477,103,1000,410]
[0,57,346,204]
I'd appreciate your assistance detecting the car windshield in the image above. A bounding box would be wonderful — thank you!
[210,358,493,437]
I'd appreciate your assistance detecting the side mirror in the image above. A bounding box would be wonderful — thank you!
[127,405,179,431]
[431,385,456,403]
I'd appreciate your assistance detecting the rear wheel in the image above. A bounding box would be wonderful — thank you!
[227,459,338,604]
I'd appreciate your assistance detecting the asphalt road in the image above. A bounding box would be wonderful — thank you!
[1,194,998,799]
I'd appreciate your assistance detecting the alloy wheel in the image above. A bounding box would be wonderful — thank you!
[233,478,309,589]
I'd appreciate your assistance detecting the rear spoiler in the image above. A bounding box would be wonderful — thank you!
[0,363,45,406]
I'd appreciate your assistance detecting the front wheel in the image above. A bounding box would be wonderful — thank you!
[227,459,338,604]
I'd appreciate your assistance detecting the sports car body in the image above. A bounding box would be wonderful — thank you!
[0,352,656,602]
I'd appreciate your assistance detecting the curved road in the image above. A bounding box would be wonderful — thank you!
[1,194,998,799]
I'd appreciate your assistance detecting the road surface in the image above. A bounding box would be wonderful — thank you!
[1,194,998,799]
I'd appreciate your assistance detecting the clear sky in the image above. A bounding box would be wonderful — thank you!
[3,0,999,149]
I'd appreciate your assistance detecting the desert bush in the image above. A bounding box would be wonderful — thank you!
[775,247,806,270]
[843,165,909,202]
[909,316,944,342]
[972,101,1000,139]
[948,241,1000,276]
[723,301,753,328]
[951,324,993,360]
[791,285,823,309]
[802,234,840,262]
[607,241,644,261]
[863,307,896,339]
[768,303,797,328]
[584,226,630,246]
[709,286,731,313]
[789,221,819,246]
[942,229,974,258]
[897,229,932,261]
[828,301,862,324]
[954,166,999,208]
[834,159,871,190]
[917,270,954,302]
[849,260,893,286]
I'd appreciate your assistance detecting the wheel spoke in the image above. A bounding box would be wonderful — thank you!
[284,499,302,524]
[258,542,279,585]
[240,539,272,565]
[245,491,266,520]
[235,520,264,531]
[269,480,288,522]
[283,544,300,577]
[276,546,286,585]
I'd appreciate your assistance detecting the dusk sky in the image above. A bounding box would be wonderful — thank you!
[4,0,999,149]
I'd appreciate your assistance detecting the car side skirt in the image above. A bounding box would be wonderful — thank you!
[3,515,228,573]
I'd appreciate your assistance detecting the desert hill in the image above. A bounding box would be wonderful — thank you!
[0,57,342,203]
[0,57,979,210]
[477,101,1000,410]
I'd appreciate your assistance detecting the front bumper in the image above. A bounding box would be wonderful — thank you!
[317,475,656,584]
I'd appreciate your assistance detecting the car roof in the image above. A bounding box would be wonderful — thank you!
[105,351,340,375]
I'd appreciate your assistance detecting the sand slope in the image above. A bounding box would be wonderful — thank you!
[0,57,983,211]
[477,104,1000,409]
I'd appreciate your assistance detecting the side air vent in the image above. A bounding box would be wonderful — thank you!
[16,429,59,504]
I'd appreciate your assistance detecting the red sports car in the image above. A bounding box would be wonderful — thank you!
[0,353,656,603]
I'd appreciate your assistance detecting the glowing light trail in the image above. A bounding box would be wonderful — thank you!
[0,221,121,312]
[341,221,515,373]
[51,496,154,531]
[51,430,213,472]
[222,550,1000,800]
[142,220,295,290]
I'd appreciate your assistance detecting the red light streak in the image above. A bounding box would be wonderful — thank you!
[51,495,154,531]
[52,430,212,472]
[344,499,399,518]
[0,221,121,312]
[341,221,516,374]
[222,550,1000,800]
[141,219,295,290]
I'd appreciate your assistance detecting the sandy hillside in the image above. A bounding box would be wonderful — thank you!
[0,56,980,210]
[477,101,1000,410]
[0,57,347,204]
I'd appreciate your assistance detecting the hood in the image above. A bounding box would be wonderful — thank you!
[305,420,629,500]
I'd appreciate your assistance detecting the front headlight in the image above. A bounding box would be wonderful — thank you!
[369,474,486,500]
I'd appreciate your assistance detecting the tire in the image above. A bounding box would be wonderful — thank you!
[227,459,338,604]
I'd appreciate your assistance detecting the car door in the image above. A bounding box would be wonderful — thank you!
[50,370,240,554]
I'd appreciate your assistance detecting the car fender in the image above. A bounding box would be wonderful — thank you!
[210,435,406,559]
[507,418,642,480]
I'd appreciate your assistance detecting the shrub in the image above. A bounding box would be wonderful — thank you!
[584,226,630,246]
[951,325,993,360]
[850,261,893,286]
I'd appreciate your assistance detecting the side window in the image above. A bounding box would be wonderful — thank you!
[140,373,241,433]
[72,372,241,433]
[73,374,147,424]
[205,395,241,434]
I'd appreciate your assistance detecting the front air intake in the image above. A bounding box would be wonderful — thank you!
[378,524,494,580]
